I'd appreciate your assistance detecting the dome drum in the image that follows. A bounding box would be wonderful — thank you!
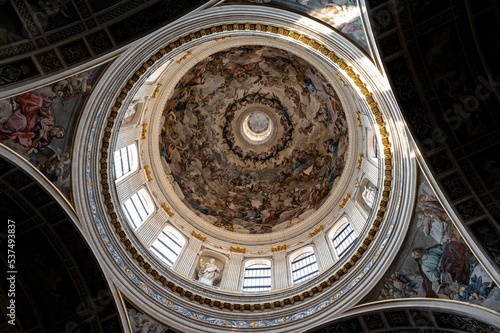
[73,7,416,332]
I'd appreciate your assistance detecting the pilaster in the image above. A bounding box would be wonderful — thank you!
[173,236,203,276]
[136,210,168,247]
[116,170,147,202]
[344,200,365,235]
[272,250,289,290]
[219,252,244,291]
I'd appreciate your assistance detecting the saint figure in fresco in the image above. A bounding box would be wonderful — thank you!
[0,92,65,150]
[411,241,474,297]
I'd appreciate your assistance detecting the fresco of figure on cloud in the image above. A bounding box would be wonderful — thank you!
[373,178,499,311]
[224,0,368,52]
[159,46,348,234]
[0,66,102,201]
[416,194,458,244]
[128,307,169,333]
[0,92,64,150]
[417,210,453,244]
[0,99,13,124]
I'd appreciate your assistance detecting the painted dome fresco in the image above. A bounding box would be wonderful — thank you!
[159,45,349,234]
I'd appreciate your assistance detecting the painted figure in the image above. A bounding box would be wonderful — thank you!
[411,241,473,296]
[0,92,65,150]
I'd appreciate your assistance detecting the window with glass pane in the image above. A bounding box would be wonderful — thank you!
[242,263,271,292]
[114,144,138,180]
[291,250,319,284]
[151,226,185,267]
[332,222,357,258]
[122,189,154,229]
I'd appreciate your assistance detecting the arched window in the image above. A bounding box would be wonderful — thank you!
[242,260,271,292]
[290,247,319,284]
[122,188,154,229]
[113,143,138,180]
[151,226,185,267]
[366,129,379,159]
[332,222,357,258]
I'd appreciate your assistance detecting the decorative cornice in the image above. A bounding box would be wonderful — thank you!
[98,22,393,312]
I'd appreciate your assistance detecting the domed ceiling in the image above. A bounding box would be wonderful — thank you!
[159,45,348,234]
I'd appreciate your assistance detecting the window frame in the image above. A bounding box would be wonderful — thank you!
[331,221,357,259]
[242,259,272,293]
[150,225,186,267]
[122,188,154,229]
[113,143,139,181]
[290,247,319,285]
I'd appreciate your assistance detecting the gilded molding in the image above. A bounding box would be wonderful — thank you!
[339,193,351,208]
[230,246,246,253]
[355,110,362,127]
[151,83,162,98]
[161,203,174,217]
[100,22,393,312]
[144,165,153,181]
[309,225,324,237]
[141,123,148,140]
[271,244,286,252]
[191,231,206,242]
[176,50,192,64]
[356,153,363,170]
[335,73,347,87]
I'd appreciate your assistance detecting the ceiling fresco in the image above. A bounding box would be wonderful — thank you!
[364,169,500,312]
[159,45,348,234]
[0,0,203,90]
[223,0,369,53]
[366,0,500,275]
[125,298,179,333]
[0,64,108,200]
